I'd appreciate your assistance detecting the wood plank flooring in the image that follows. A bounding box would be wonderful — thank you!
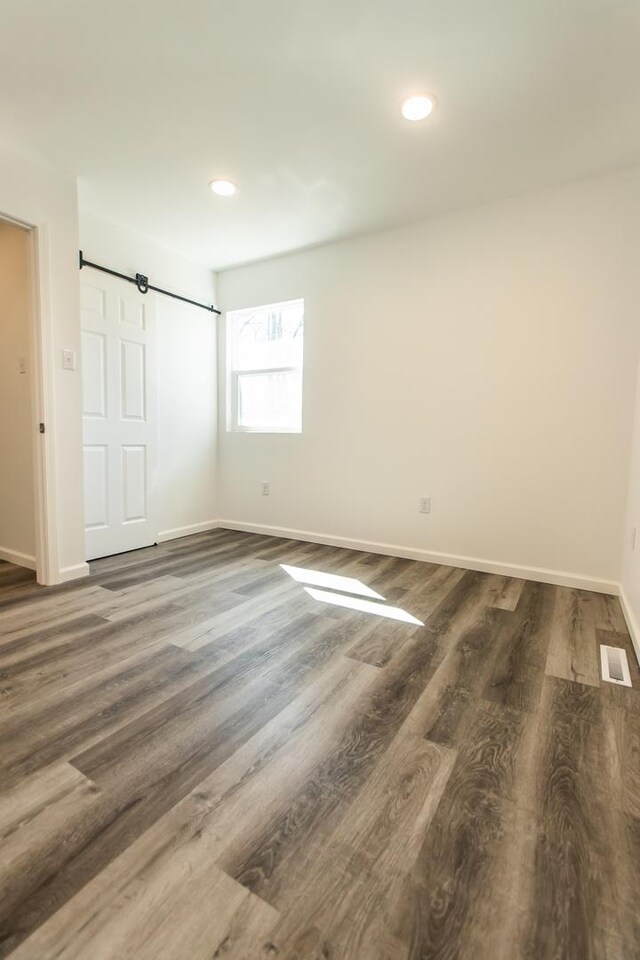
[0,529,639,959]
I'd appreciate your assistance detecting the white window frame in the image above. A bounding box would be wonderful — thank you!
[226,299,304,434]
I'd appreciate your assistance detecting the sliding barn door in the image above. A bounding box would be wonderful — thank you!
[81,272,157,561]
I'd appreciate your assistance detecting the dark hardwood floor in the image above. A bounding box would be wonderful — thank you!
[0,529,638,959]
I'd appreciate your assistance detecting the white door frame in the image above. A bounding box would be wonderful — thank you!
[0,211,59,585]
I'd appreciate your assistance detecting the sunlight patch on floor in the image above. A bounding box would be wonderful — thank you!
[280,563,384,599]
[303,586,424,625]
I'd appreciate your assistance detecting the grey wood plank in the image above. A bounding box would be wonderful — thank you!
[518,677,631,960]
[485,574,526,611]
[217,572,489,905]
[545,587,600,687]
[345,564,465,668]
[2,654,376,958]
[0,535,637,960]
[257,735,455,960]
[483,580,556,713]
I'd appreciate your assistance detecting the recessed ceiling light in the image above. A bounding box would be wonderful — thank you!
[401,94,436,122]
[210,179,237,197]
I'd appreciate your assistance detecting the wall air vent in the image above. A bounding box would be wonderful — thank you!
[600,645,632,687]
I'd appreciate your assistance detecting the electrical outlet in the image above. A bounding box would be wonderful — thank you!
[18,356,27,375]
[419,497,431,514]
[261,480,270,496]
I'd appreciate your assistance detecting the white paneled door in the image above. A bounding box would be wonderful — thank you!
[81,273,157,561]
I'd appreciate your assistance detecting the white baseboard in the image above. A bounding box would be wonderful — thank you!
[157,520,220,543]
[217,520,618,595]
[0,552,91,584]
[0,546,37,571]
[617,586,640,669]
[58,562,91,583]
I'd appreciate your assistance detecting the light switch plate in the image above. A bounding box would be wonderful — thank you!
[62,349,76,371]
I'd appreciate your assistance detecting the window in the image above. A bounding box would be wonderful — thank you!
[226,299,304,433]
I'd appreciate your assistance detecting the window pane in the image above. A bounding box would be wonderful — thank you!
[227,298,304,433]
[237,370,302,431]
[233,300,304,371]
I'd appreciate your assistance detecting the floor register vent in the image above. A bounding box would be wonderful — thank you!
[600,645,632,687]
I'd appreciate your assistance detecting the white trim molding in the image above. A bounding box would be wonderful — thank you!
[30,222,59,586]
[157,520,220,543]
[216,520,619,595]
[617,586,640,669]
[0,547,37,571]
[57,562,91,583]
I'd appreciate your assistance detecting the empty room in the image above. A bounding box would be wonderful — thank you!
[1,1,640,958]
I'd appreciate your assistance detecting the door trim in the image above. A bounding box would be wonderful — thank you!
[30,222,60,584]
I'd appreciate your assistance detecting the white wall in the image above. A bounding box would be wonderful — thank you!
[0,140,84,582]
[2,148,636,592]
[218,166,640,590]
[80,212,218,541]
[621,364,640,655]
[156,295,218,539]
[80,211,216,307]
[0,220,36,565]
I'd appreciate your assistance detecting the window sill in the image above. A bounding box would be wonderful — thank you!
[227,427,302,435]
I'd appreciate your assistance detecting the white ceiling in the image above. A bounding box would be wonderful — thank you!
[1,0,639,270]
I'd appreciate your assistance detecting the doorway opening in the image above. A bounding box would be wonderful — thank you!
[0,215,51,584]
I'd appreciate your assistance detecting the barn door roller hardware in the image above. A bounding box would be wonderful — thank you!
[78,251,221,315]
